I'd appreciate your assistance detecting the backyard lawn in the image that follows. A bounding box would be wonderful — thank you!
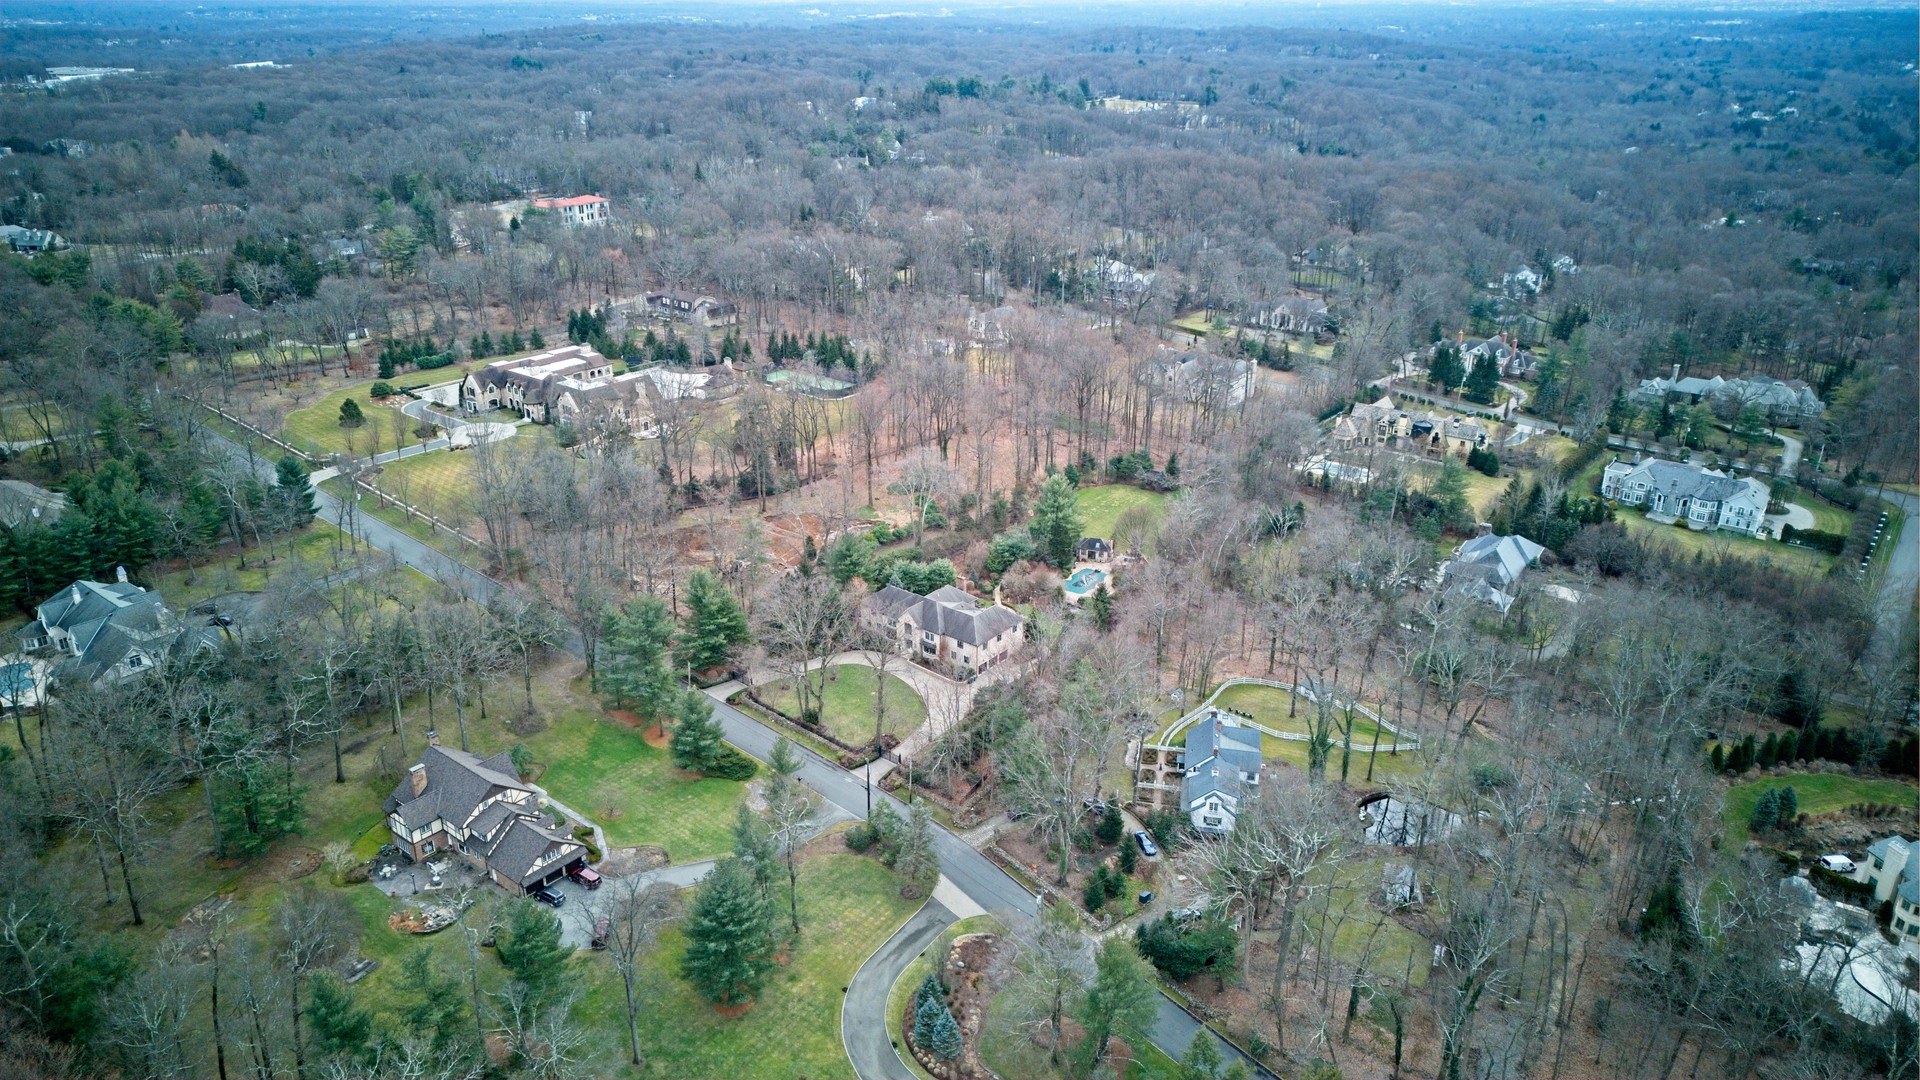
[1723,774,1916,846]
[1076,484,1169,543]
[612,853,921,1080]
[1614,509,1833,576]
[981,979,1181,1080]
[1176,682,1396,748]
[756,664,928,747]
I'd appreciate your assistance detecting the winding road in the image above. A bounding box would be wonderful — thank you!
[193,415,1271,1080]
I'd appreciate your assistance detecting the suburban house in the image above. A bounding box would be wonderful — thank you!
[1859,837,1920,945]
[384,739,588,894]
[1145,350,1256,408]
[462,344,653,432]
[1181,712,1264,835]
[1328,395,1495,459]
[967,305,1019,347]
[13,574,215,689]
[1600,456,1769,536]
[0,225,68,254]
[1440,532,1546,615]
[1633,367,1825,423]
[1458,332,1536,379]
[1096,259,1155,306]
[0,479,67,529]
[1074,537,1114,563]
[862,584,1025,679]
[530,194,609,227]
[644,290,739,329]
[1245,295,1329,337]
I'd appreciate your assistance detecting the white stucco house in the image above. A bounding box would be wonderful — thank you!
[1600,456,1769,536]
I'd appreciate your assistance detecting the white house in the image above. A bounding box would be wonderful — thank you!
[530,194,609,227]
[1859,836,1920,945]
[1600,456,1769,536]
[1180,711,1264,835]
[13,575,219,689]
[862,584,1025,679]
[1145,350,1256,408]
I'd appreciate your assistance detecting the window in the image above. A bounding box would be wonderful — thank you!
[1202,816,1223,827]
[126,654,145,669]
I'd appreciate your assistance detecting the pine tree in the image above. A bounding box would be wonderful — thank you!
[915,972,943,1011]
[1464,352,1501,404]
[913,991,945,1048]
[1179,1029,1225,1080]
[527,328,545,349]
[1165,452,1180,479]
[1428,344,1465,390]
[1775,730,1797,764]
[337,398,365,428]
[731,803,777,905]
[678,569,751,673]
[602,596,677,721]
[928,1004,964,1060]
[893,803,940,898]
[1758,733,1778,770]
[1709,744,1725,773]
[1029,474,1085,568]
[1749,788,1780,833]
[1777,785,1798,825]
[670,688,726,773]
[681,856,775,1007]
[1079,938,1160,1066]
[276,456,317,524]
[1088,584,1115,630]
[496,897,575,1001]
[305,970,373,1061]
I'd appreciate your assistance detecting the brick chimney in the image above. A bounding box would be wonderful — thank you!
[1456,329,1465,345]
[408,763,427,798]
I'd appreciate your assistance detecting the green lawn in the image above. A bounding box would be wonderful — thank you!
[1800,496,1854,537]
[980,971,1181,1080]
[611,853,921,1080]
[1614,509,1833,576]
[886,914,1006,1080]
[1259,736,1428,787]
[517,706,747,861]
[280,378,403,459]
[1076,485,1170,544]
[1208,683,1392,746]
[367,446,478,521]
[1724,774,1917,846]
[756,664,928,747]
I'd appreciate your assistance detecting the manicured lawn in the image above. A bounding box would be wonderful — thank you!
[1076,484,1170,543]
[887,915,1005,1080]
[1724,774,1917,846]
[280,377,402,459]
[757,664,928,747]
[367,445,479,521]
[1259,735,1428,787]
[1188,683,1394,748]
[518,707,747,861]
[616,853,921,1080]
[1801,496,1854,537]
[1614,509,1833,576]
[141,519,376,611]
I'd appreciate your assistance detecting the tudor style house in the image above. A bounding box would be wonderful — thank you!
[384,740,588,894]
[1600,456,1769,536]
[13,574,219,690]
[862,584,1025,679]
[1329,395,1495,460]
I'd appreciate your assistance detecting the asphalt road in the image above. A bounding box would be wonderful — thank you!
[1870,487,1918,656]
[844,899,956,1079]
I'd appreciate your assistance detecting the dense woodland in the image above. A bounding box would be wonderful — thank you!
[0,3,1915,1080]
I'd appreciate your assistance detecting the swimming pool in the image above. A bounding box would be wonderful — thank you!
[1063,567,1108,596]
[765,369,854,392]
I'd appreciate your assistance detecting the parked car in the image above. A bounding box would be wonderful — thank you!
[590,918,611,949]
[568,865,602,890]
[1133,830,1159,857]
[531,885,566,907]
[1819,854,1857,874]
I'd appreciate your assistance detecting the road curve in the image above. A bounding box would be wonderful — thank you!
[844,898,956,1080]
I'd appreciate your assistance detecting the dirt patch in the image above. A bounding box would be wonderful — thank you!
[712,1000,754,1019]
[266,846,323,883]
[505,711,547,737]
[610,708,672,745]
[597,846,670,877]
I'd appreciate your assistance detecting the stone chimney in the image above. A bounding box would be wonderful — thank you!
[115,565,128,583]
[1671,363,1680,381]
[408,763,427,798]
[426,728,440,748]
[70,583,81,605]
[1476,522,1494,537]
[1456,329,1465,345]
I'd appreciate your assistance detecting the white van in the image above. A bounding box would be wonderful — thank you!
[1818,854,1856,874]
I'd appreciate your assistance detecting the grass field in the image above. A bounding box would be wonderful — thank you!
[519,702,747,860]
[280,377,400,459]
[887,915,1004,1080]
[1614,509,1833,576]
[1076,484,1170,543]
[367,445,479,521]
[1723,774,1917,846]
[757,664,928,747]
[1801,495,1854,537]
[603,853,921,1080]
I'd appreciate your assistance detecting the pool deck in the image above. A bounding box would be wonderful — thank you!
[1059,562,1110,604]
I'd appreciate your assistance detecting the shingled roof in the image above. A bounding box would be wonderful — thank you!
[867,584,1023,647]
[385,744,532,832]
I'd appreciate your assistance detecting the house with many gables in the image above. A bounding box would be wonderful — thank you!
[384,739,587,895]
[1600,455,1769,536]
[862,584,1025,679]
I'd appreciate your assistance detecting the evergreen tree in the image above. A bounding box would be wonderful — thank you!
[602,596,677,721]
[1709,744,1725,772]
[527,328,545,349]
[1463,352,1501,404]
[1028,474,1085,568]
[337,398,365,428]
[678,569,751,673]
[913,991,944,1048]
[1758,733,1778,770]
[670,688,726,773]
[1428,344,1465,390]
[1749,788,1780,833]
[893,803,940,898]
[915,972,943,1011]
[1078,938,1160,1066]
[395,945,467,1054]
[276,456,317,524]
[1118,839,1138,875]
[1164,452,1180,479]
[731,803,777,906]
[496,897,575,1001]
[928,1004,964,1060]
[1088,584,1115,630]
[1777,785,1798,825]
[305,970,373,1061]
[1179,1029,1225,1080]
[681,856,775,1007]
[1428,459,1472,532]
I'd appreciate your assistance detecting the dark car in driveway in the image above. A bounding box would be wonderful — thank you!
[591,918,611,949]
[568,864,602,889]
[1133,830,1159,857]
[531,884,566,907]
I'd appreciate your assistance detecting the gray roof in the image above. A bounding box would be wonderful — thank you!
[1076,537,1112,554]
[384,744,532,832]
[1867,836,1914,862]
[1623,459,1753,504]
[1902,843,1920,907]
[866,584,1023,648]
[1182,711,1263,812]
[484,816,583,886]
[1452,534,1544,589]
[0,479,67,528]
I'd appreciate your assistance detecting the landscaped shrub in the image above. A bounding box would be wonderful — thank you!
[571,825,602,863]
[1781,524,1846,554]
[1142,810,1187,849]
[370,381,394,398]
[704,745,759,781]
[1135,913,1239,981]
[1094,806,1125,846]
[1084,874,1107,913]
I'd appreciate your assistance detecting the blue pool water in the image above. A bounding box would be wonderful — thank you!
[1063,568,1108,595]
